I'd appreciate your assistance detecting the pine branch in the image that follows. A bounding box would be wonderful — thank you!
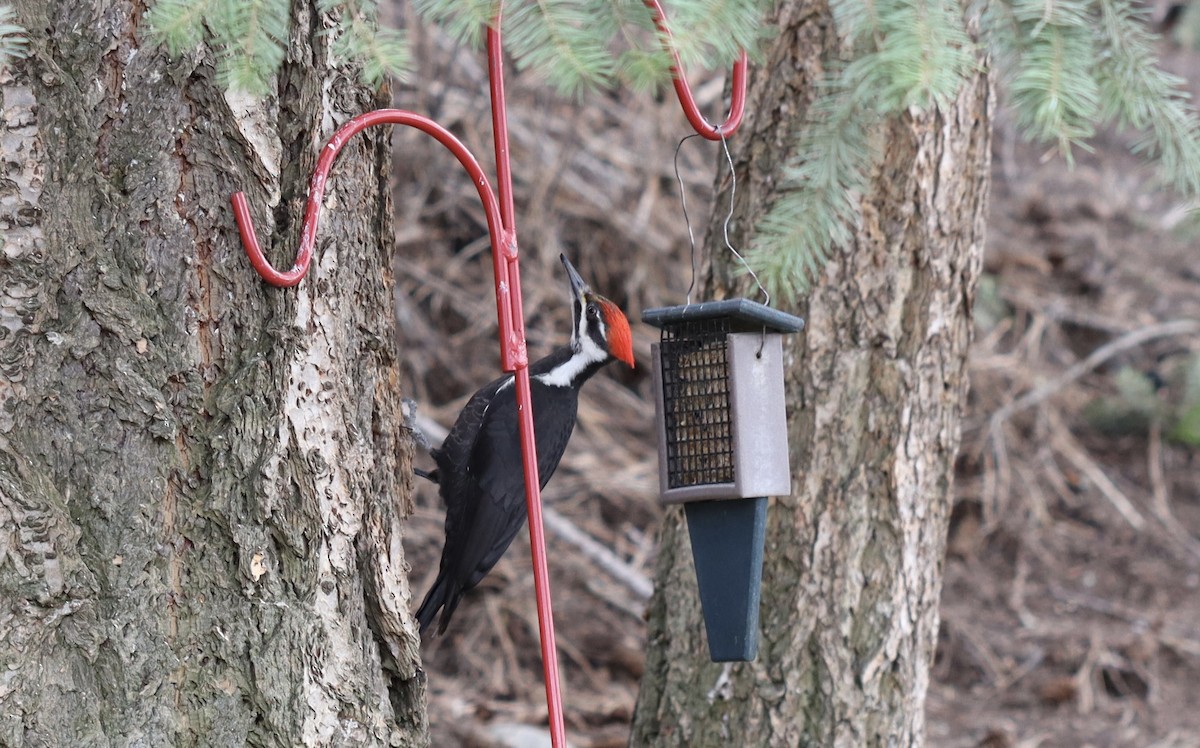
[1004,0,1099,159]
[322,0,410,87]
[503,1,616,96]
[216,0,290,94]
[1095,0,1200,194]
[982,0,1200,193]
[748,0,972,296]
[146,0,769,98]
[750,81,875,299]
[830,0,885,46]
[411,0,497,49]
[606,0,673,92]
[140,0,1200,299]
[148,0,409,94]
[145,0,214,55]
[662,0,773,68]
[900,0,974,107]
[348,24,410,87]
[618,47,675,92]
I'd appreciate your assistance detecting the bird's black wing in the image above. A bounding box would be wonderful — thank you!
[445,385,527,590]
[433,374,512,505]
[417,381,528,635]
[430,374,514,568]
[420,376,580,634]
[454,382,579,589]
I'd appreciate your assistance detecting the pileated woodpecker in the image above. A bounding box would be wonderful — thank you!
[413,254,635,636]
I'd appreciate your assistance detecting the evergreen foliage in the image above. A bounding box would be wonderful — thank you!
[1095,0,1200,194]
[143,0,1200,297]
[502,2,618,95]
[751,0,1200,295]
[321,0,410,87]
[751,0,976,299]
[412,0,769,96]
[0,5,27,67]
[146,0,407,92]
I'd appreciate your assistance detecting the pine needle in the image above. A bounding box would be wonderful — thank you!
[0,5,28,65]
[1095,0,1200,195]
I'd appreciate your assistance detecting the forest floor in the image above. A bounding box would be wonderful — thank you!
[390,12,1200,747]
[927,129,1200,748]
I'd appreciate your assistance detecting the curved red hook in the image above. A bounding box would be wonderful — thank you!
[231,2,747,289]
[230,109,526,371]
[231,109,505,288]
[644,0,747,139]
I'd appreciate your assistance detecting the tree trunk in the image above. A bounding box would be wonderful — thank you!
[1,2,426,745]
[631,1,991,745]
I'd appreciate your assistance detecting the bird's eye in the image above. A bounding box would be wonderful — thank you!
[587,305,600,320]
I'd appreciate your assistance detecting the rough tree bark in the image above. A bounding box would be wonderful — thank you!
[1,2,426,745]
[631,1,991,745]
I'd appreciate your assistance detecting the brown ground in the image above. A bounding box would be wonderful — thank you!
[389,10,1200,746]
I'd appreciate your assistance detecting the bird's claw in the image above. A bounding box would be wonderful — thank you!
[402,398,435,454]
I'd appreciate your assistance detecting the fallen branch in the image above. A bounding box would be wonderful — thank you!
[1049,413,1146,531]
[989,318,1200,432]
[542,507,653,600]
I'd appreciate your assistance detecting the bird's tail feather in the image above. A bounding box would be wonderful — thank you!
[416,576,461,636]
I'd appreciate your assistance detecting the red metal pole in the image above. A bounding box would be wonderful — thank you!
[486,12,568,748]
[230,27,566,748]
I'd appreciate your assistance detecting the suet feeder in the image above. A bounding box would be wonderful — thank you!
[643,299,804,662]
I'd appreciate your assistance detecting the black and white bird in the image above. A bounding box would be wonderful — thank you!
[413,254,634,636]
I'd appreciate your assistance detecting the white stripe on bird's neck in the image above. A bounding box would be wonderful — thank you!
[535,334,607,388]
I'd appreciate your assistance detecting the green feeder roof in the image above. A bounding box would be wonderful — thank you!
[642,298,805,333]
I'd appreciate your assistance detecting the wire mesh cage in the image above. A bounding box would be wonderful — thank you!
[659,316,736,489]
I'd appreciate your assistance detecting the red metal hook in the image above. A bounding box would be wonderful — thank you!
[231,2,747,291]
[230,110,527,372]
[231,111,501,288]
[644,0,747,139]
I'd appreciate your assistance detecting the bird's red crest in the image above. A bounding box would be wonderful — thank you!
[599,300,634,368]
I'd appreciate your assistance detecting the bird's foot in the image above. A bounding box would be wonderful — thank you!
[402,398,436,454]
[403,399,440,484]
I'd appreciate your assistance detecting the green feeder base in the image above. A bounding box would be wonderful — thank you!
[684,496,767,662]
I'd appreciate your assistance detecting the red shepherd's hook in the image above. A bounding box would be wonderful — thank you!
[230,109,527,371]
[645,0,747,139]
[231,2,747,290]
[229,5,748,748]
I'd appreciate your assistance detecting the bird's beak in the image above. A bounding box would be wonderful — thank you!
[560,254,590,303]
